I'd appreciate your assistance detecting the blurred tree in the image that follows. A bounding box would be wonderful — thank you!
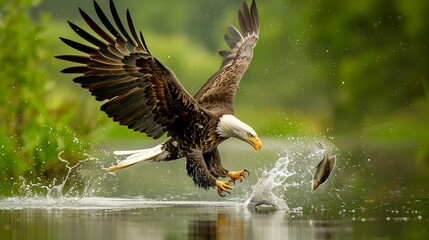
[302,0,428,127]
[0,0,106,196]
[300,0,429,162]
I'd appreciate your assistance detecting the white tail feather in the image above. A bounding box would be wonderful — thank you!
[107,145,163,172]
[113,149,148,155]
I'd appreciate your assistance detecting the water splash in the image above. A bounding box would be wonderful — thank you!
[19,152,90,199]
[9,151,117,208]
[245,138,339,211]
[245,155,292,210]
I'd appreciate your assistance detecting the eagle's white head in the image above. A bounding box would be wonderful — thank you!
[216,114,262,151]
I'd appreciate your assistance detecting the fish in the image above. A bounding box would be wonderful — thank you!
[311,141,336,191]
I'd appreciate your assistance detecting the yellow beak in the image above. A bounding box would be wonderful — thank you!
[248,136,262,151]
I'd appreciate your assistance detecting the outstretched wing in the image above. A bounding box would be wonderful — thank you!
[194,0,260,112]
[56,0,205,139]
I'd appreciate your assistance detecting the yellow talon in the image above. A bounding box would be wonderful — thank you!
[228,169,249,182]
[215,180,233,196]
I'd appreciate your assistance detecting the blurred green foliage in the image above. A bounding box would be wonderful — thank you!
[0,0,428,196]
[0,0,107,195]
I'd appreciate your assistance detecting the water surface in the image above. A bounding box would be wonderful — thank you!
[1,197,427,240]
[1,138,428,239]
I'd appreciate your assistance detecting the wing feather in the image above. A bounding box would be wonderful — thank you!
[250,0,260,33]
[59,37,97,54]
[228,25,243,42]
[67,21,106,49]
[61,66,91,74]
[126,9,145,51]
[241,1,252,33]
[56,55,91,64]
[224,35,237,49]
[194,0,260,112]
[56,0,207,139]
[238,10,248,33]
[93,0,124,43]
[108,0,136,52]
[79,7,115,45]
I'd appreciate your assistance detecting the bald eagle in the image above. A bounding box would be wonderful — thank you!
[56,0,261,196]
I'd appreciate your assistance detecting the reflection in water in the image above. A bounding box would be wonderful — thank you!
[188,209,352,240]
[308,219,352,240]
[189,212,245,240]
[248,210,290,239]
[0,206,354,240]
[2,198,427,240]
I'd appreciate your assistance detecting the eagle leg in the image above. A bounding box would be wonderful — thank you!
[228,169,250,183]
[186,149,218,190]
[203,148,228,178]
[203,148,250,184]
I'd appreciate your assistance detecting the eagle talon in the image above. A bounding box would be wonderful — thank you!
[228,169,250,183]
[215,180,233,197]
[218,190,231,197]
[229,179,236,186]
